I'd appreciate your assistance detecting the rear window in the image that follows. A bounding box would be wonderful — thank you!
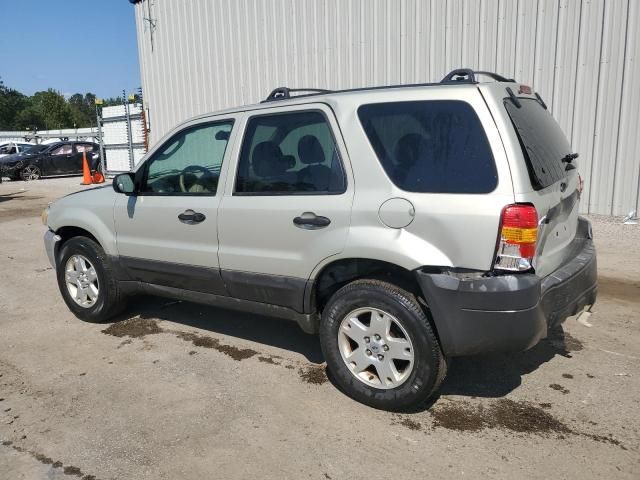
[504,98,572,190]
[358,100,497,193]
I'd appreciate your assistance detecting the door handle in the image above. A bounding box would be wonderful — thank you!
[178,209,206,224]
[293,212,331,229]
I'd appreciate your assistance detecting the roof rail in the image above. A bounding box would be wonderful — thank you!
[440,69,515,84]
[262,87,333,103]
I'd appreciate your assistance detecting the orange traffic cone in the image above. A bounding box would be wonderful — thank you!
[80,151,93,185]
[93,171,105,184]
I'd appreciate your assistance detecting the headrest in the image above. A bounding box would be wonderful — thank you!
[297,135,325,165]
[394,133,429,167]
[252,141,285,178]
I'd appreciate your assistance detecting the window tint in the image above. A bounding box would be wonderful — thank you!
[141,121,233,195]
[504,98,571,190]
[75,143,93,153]
[51,144,72,155]
[358,101,497,193]
[235,111,346,194]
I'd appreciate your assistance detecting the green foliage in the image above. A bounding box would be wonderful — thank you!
[0,77,133,130]
[0,79,30,130]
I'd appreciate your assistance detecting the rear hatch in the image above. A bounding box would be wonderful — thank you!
[493,87,581,277]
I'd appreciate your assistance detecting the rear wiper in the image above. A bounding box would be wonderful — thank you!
[561,153,579,163]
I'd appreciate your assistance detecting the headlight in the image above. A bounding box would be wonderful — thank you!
[41,204,50,226]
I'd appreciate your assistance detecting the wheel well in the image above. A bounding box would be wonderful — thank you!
[312,258,424,312]
[56,226,99,248]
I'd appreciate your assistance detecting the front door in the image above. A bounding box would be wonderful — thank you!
[218,105,354,312]
[114,118,236,295]
[45,143,74,175]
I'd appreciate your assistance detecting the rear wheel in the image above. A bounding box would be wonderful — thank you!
[20,165,41,181]
[320,279,446,411]
[56,236,126,322]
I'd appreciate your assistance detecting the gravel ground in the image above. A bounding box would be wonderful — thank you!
[0,177,638,479]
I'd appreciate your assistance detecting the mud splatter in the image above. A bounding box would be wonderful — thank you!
[430,401,486,432]
[563,332,583,352]
[298,365,328,385]
[429,399,626,449]
[63,465,83,476]
[549,383,570,394]
[562,373,574,379]
[431,399,570,435]
[175,332,257,361]
[258,356,281,365]
[102,318,163,338]
[0,440,98,478]
[397,417,422,431]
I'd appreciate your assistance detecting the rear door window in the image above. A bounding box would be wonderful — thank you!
[235,110,346,195]
[504,98,572,190]
[358,100,497,193]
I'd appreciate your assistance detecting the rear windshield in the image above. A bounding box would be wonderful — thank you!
[504,98,572,190]
[358,100,497,193]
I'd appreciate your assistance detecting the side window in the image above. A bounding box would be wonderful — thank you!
[75,143,92,153]
[51,144,72,156]
[235,110,346,194]
[358,101,498,193]
[140,121,233,195]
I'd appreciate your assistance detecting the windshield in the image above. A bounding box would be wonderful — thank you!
[504,98,572,190]
[26,144,49,154]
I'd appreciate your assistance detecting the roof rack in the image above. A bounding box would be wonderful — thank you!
[262,87,333,103]
[440,68,515,84]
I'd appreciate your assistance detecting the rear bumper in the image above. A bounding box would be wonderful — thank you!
[416,217,597,357]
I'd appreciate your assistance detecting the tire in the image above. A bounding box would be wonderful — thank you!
[56,236,126,322]
[320,279,447,411]
[20,164,41,181]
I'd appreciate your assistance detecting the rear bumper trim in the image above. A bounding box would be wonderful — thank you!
[416,217,597,357]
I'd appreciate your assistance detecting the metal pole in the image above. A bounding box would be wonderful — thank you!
[95,103,106,174]
[123,90,135,171]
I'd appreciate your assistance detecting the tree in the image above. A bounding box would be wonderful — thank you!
[31,89,74,130]
[0,78,30,130]
[14,106,46,130]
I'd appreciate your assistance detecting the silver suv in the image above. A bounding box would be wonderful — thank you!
[43,69,597,411]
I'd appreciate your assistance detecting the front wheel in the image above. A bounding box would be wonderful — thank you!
[56,236,126,322]
[20,164,41,181]
[320,279,446,411]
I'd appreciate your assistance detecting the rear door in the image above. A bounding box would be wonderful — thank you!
[500,92,580,277]
[74,143,97,173]
[217,104,354,312]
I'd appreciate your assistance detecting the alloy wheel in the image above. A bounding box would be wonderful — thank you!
[21,165,41,181]
[64,254,99,308]
[338,307,415,389]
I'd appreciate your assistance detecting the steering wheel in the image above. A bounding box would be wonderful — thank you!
[179,165,214,193]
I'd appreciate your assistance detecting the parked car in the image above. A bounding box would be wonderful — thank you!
[0,141,100,181]
[42,69,597,411]
[0,141,35,158]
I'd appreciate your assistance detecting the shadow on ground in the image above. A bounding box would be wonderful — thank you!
[440,328,581,398]
[116,295,325,363]
[116,295,581,401]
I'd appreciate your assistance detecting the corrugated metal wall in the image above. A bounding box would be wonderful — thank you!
[134,0,640,216]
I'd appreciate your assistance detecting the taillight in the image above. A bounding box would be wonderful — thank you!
[494,204,538,272]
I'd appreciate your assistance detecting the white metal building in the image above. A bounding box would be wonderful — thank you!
[133,0,640,216]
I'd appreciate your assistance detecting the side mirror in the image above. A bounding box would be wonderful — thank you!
[113,172,136,195]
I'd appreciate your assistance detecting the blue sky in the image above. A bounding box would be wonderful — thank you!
[0,0,140,98]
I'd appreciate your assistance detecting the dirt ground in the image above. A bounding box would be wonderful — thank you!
[1,177,638,480]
